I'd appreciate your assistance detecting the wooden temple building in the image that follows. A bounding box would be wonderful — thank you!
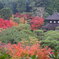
[42,12,59,30]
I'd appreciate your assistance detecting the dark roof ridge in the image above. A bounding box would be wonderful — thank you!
[46,12,59,20]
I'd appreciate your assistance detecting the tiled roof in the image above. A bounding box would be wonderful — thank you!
[46,12,59,20]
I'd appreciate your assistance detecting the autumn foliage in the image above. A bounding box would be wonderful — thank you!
[0,18,18,29]
[10,20,18,26]
[0,13,58,59]
[14,13,32,19]
[20,17,27,24]
[3,43,52,59]
[0,18,12,29]
[30,16,44,30]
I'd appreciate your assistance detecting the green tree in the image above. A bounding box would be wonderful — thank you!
[16,0,26,13]
[0,7,12,19]
[0,24,38,44]
[46,0,59,14]
[0,2,4,10]
[41,30,59,50]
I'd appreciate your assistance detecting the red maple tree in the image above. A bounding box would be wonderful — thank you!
[30,16,44,30]
[0,18,18,29]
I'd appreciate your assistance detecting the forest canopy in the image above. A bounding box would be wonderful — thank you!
[0,0,59,15]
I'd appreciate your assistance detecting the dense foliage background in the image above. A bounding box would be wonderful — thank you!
[0,0,59,15]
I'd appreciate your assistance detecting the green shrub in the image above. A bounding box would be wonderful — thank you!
[0,24,37,44]
[0,7,12,19]
[55,26,59,30]
[18,24,31,30]
[14,17,20,24]
[34,30,44,40]
[41,30,59,50]
[0,49,10,59]
[0,52,10,59]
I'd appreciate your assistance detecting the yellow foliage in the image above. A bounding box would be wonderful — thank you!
[20,17,27,24]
